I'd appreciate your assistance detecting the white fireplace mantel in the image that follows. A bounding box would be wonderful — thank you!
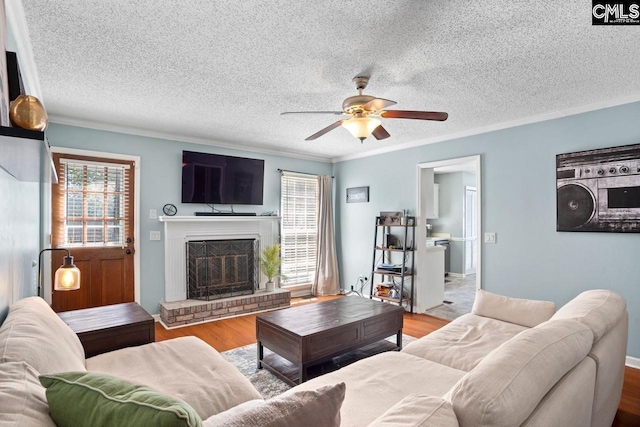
[159,216,280,302]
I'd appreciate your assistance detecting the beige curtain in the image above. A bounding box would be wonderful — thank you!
[313,175,340,295]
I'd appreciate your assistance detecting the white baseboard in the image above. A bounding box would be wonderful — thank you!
[447,273,464,278]
[626,355,640,369]
[152,314,161,322]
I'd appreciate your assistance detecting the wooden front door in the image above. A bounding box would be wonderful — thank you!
[51,153,135,312]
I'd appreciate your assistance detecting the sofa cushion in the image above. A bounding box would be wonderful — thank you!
[550,289,626,342]
[292,351,466,427]
[471,289,556,327]
[367,395,459,427]
[446,319,593,427]
[0,297,86,374]
[40,371,202,427]
[402,313,528,371]
[203,382,345,427]
[86,336,262,420]
[0,361,56,427]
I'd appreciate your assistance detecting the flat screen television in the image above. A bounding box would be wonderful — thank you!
[181,151,264,205]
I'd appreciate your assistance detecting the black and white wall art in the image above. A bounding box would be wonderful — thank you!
[556,143,640,233]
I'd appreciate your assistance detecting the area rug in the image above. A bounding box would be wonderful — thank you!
[221,334,416,399]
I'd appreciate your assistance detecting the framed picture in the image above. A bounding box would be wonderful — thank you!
[557,143,640,233]
[346,186,369,203]
[379,211,402,225]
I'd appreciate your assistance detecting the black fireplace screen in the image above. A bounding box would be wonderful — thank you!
[186,239,257,300]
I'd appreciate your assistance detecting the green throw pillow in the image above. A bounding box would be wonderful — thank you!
[39,371,202,427]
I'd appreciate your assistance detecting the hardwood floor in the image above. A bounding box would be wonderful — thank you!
[155,296,640,426]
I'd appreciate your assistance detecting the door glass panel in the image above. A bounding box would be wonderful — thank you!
[86,193,104,218]
[86,166,105,191]
[66,192,83,217]
[87,220,104,243]
[106,220,123,243]
[107,168,124,192]
[66,220,83,244]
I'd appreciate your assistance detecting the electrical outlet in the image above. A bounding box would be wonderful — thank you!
[484,232,497,244]
[150,209,157,219]
[150,231,161,241]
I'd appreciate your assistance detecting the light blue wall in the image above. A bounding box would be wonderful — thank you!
[45,123,332,315]
[334,101,640,358]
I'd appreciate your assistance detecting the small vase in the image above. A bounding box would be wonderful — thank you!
[9,95,48,131]
[266,281,275,292]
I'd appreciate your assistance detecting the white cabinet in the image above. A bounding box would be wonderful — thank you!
[427,184,439,219]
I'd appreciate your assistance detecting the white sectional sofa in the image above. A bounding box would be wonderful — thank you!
[294,289,628,427]
[0,289,628,427]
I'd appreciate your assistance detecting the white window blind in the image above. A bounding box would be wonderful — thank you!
[54,158,131,247]
[280,172,318,286]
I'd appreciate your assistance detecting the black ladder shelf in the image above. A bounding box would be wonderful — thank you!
[370,215,416,313]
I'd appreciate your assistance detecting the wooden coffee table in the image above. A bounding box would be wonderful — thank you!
[256,297,403,385]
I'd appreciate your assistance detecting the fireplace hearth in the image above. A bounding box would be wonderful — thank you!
[187,239,257,301]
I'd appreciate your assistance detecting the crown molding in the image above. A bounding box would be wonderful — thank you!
[331,93,640,163]
[5,0,43,101]
[48,115,332,163]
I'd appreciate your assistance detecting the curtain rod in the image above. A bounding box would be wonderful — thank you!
[277,168,334,178]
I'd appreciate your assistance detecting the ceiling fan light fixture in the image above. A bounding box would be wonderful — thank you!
[341,117,381,141]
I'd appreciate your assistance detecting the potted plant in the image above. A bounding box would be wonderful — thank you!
[260,244,285,291]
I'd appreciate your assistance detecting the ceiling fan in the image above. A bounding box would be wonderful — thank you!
[281,76,448,142]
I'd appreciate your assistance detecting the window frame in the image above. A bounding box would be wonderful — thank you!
[279,172,319,287]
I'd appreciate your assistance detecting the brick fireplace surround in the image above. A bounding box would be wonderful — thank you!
[158,216,289,328]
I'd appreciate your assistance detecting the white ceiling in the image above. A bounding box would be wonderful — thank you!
[18,1,640,162]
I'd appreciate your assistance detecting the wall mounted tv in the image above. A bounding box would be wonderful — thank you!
[181,151,265,205]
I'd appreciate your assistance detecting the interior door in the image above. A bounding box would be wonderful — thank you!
[464,186,477,275]
[51,153,135,312]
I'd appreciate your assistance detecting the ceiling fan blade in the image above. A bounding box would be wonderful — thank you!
[281,111,344,115]
[381,110,448,121]
[372,125,390,140]
[305,120,344,141]
[364,98,397,112]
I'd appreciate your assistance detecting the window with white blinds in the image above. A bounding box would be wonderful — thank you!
[280,172,318,286]
[53,158,132,247]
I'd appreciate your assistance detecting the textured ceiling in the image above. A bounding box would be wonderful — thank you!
[20,1,640,161]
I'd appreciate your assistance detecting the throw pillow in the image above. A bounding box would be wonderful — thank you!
[203,382,345,427]
[0,361,56,426]
[39,371,202,427]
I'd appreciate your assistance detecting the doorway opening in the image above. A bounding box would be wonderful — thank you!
[415,155,481,321]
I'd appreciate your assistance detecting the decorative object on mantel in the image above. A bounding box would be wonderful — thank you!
[6,51,25,102]
[163,203,177,216]
[346,186,369,203]
[9,94,48,131]
[260,244,285,291]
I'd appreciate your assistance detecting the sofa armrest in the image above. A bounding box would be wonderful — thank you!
[472,289,556,327]
[367,395,459,427]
